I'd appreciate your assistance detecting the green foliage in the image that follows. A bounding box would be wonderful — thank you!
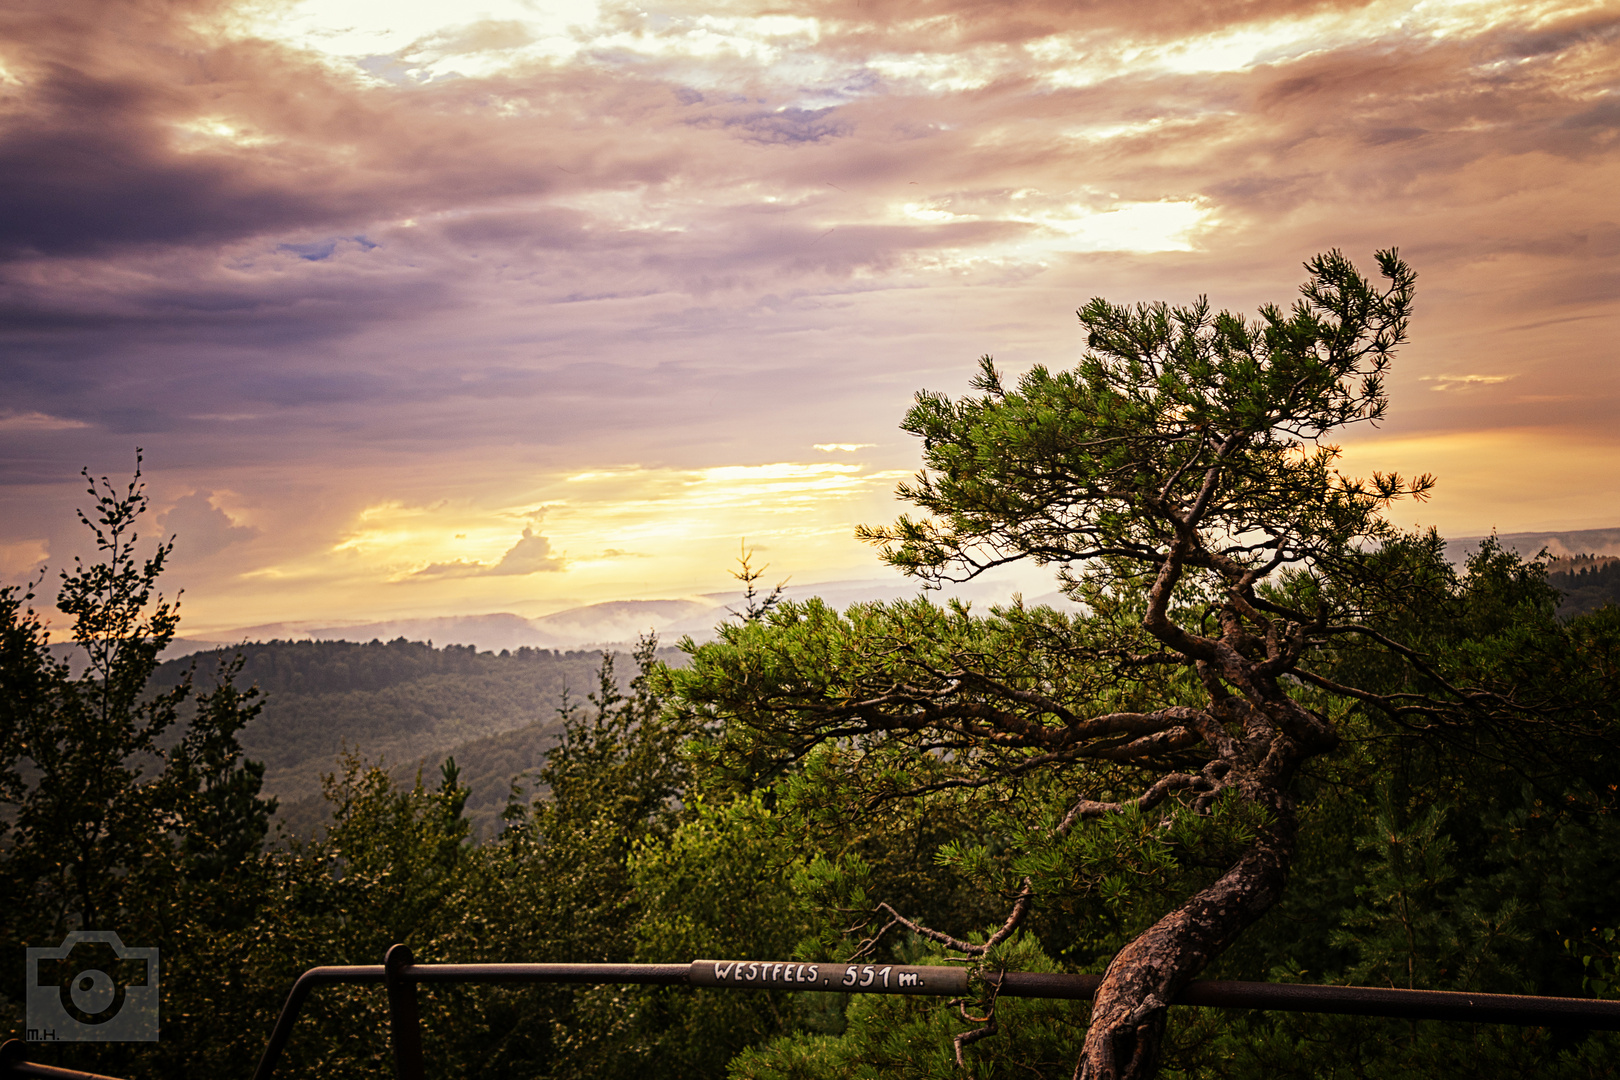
[572,794,825,1079]
[1566,928,1620,999]
[1328,793,1524,992]
[136,753,481,1079]
[408,637,707,1080]
[1148,540,1620,1076]
[674,593,1173,798]
[150,637,681,842]
[633,794,811,962]
[525,639,692,955]
[167,657,276,882]
[152,637,529,696]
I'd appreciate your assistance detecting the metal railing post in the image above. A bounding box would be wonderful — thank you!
[384,944,426,1080]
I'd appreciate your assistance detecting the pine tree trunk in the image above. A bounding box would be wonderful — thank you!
[1072,808,1297,1080]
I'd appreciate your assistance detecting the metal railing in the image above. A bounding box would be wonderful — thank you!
[7,944,1620,1080]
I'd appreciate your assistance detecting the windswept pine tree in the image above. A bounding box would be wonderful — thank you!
[670,251,1619,1079]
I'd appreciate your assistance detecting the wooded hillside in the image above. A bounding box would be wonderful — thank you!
[1547,556,1620,617]
[155,638,684,838]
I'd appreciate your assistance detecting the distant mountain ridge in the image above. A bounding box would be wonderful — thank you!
[203,598,724,656]
[1444,527,1620,565]
[168,574,1083,658]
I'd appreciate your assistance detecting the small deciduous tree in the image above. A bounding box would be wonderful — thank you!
[0,454,273,941]
[670,251,1553,1080]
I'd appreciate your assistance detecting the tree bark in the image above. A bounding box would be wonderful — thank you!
[1072,803,1297,1080]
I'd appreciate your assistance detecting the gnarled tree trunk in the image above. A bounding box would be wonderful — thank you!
[1073,789,1298,1080]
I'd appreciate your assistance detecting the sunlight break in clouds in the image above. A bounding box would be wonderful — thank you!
[255,0,835,86]
[251,0,604,76]
[558,462,908,541]
[1027,200,1217,255]
[898,199,1215,254]
[212,460,907,631]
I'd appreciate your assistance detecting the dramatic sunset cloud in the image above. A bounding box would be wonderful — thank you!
[1,0,1616,636]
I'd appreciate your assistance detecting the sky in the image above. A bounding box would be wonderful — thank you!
[1,0,1617,638]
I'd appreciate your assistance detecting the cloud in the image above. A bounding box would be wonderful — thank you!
[0,411,88,431]
[1419,374,1517,392]
[160,491,259,559]
[409,526,564,578]
[406,558,489,579]
[488,526,565,575]
[0,539,49,578]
